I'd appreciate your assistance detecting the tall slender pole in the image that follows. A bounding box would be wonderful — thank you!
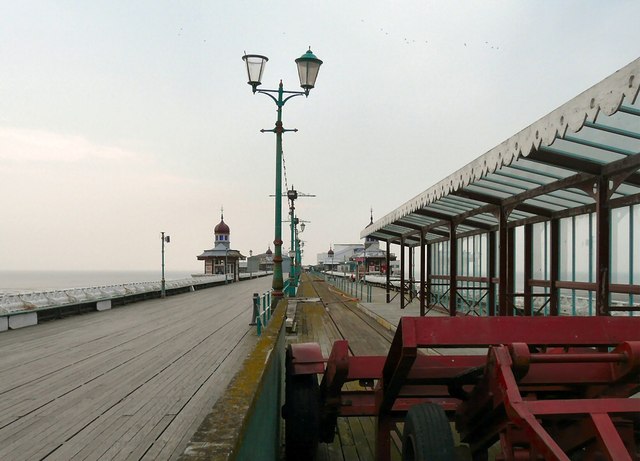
[288,207,299,295]
[271,81,285,306]
[386,240,391,303]
[244,50,322,306]
[296,235,301,282]
[161,231,166,298]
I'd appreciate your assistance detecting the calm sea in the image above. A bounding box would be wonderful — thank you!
[0,270,198,296]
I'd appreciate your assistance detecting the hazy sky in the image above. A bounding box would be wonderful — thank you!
[1,1,639,272]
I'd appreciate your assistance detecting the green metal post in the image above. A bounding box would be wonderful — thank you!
[161,231,166,298]
[245,51,321,305]
[271,82,285,306]
[257,82,306,304]
[295,237,300,286]
[288,205,296,296]
[297,244,301,282]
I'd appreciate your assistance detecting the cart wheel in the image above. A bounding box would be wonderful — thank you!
[402,403,454,461]
[285,374,319,461]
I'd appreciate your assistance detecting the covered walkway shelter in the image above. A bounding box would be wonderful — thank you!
[362,58,639,318]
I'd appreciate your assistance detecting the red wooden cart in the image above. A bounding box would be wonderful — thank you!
[283,316,640,460]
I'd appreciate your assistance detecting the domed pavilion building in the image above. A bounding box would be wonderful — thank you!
[197,211,245,281]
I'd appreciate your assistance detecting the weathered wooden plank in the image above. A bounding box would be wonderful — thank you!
[346,417,374,461]
[326,435,345,461]
[0,278,271,460]
[50,317,250,459]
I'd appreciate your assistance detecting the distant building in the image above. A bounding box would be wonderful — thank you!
[318,242,394,276]
[317,243,361,271]
[196,211,245,281]
[316,212,396,276]
[351,212,393,275]
[238,260,248,274]
[246,246,291,275]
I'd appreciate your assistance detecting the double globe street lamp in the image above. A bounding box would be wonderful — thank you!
[242,48,323,306]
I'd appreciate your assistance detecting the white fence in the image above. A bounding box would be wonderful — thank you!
[1,272,272,316]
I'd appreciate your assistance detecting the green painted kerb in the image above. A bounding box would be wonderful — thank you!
[178,298,288,461]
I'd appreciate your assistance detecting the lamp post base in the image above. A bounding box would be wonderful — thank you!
[271,291,283,310]
[272,242,284,308]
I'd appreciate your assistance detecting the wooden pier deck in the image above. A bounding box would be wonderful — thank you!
[293,275,475,461]
[0,277,271,461]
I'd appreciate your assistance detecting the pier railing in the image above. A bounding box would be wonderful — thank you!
[1,271,273,332]
[318,271,374,303]
[316,271,638,317]
[255,290,273,336]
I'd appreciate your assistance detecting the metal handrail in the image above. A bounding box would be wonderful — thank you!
[255,290,273,336]
[0,273,276,316]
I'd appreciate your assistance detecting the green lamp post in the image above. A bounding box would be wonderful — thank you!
[242,48,323,307]
[297,236,304,278]
[296,225,305,281]
[160,232,170,298]
[287,188,299,296]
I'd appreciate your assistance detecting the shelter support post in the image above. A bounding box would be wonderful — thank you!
[409,245,414,304]
[595,176,611,315]
[426,242,432,316]
[524,223,533,316]
[420,230,426,316]
[449,220,458,316]
[507,226,515,315]
[550,218,560,316]
[488,230,496,316]
[386,240,391,304]
[425,243,433,315]
[400,238,406,309]
[498,208,509,315]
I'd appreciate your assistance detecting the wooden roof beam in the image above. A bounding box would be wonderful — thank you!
[452,190,553,217]
[412,208,493,231]
[529,149,640,187]
[371,230,421,246]
[396,219,450,238]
